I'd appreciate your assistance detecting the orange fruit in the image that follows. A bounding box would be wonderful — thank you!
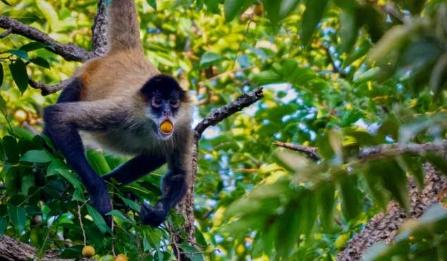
[160,120,173,134]
[115,254,128,261]
[82,245,95,257]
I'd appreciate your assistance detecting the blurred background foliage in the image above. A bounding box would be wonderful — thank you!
[1,0,447,260]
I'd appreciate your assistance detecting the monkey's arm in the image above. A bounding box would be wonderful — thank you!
[103,153,166,184]
[44,99,129,222]
[140,128,192,227]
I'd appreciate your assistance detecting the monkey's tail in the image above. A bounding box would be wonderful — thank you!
[108,0,142,53]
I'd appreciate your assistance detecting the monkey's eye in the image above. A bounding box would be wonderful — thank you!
[152,98,162,108]
[170,99,180,108]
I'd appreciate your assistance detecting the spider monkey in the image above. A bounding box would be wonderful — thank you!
[43,0,192,227]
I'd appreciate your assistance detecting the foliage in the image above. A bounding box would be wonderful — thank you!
[1,0,447,260]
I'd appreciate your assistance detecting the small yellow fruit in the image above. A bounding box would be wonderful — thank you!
[82,245,96,257]
[115,254,128,261]
[160,120,173,134]
[13,109,27,122]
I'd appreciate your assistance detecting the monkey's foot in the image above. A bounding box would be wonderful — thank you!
[140,202,167,227]
[90,190,113,226]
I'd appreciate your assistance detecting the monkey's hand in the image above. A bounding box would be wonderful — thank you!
[140,202,167,227]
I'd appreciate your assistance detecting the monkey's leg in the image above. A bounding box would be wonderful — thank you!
[103,153,166,184]
[44,99,128,223]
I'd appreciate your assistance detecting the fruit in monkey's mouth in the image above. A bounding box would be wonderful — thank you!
[160,120,174,134]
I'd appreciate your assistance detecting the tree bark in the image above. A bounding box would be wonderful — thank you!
[337,164,447,260]
[0,235,93,261]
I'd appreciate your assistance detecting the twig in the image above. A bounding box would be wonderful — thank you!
[77,204,86,246]
[28,78,74,95]
[0,16,92,62]
[194,88,264,138]
[273,141,321,161]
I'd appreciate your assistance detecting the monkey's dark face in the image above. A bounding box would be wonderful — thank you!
[140,75,186,140]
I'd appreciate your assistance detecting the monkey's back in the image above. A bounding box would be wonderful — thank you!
[78,49,159,101]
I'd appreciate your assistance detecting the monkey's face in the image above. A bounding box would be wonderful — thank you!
[140,75,186,140]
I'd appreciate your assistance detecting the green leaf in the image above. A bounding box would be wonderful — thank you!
[369,160,409,209]
[318,182,335,230]
[0,92,5,111]
[339,174,362,220]
[300,0,329,46]
[3,136,19,163]
[0,63,4,87]
[0,217,7,235]
[264,0,300,23]
[7,205,26,234]
[19,42,46,52]
[224,0,253,21]
[29,57,50,68]
[204,0,219,13]
[9,59,29,93]
[7,50,29,60]
[0,0,11,6]
[117,194,141,212]
[86,204,110,234]
[36,0,60,30]
[251,70,281,85]
[339,9,359,53]
[199,52,222,68]
[147,0,156,10]
[179,244,205,261]
[86,149,111,174]
[20,149,53,163]
[106,209,133,224]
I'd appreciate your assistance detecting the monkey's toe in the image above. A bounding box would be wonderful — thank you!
[140,203,167,227]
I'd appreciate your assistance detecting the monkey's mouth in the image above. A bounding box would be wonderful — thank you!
[159,119,174,136]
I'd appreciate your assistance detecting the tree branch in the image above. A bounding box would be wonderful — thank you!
[337,164,447,260]
[91,0,109,56]
[0,235,93,261]
[274,140,447,163]
[28,78,75,96]
[0,16,92,62]
[273,141,320,161]
[194,88,264,138]
[179,87,264,248]
[358,141,447,161]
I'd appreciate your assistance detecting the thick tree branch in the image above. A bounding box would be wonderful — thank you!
[0,235,93,261]
[337,164,447,260]
[91,0,109,56]
[194,88,264,138]
[273,141,320,161]
[0,16,92,62]
[28,78,75,96]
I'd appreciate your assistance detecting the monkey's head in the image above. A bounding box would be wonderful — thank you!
[140,75,187,140]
